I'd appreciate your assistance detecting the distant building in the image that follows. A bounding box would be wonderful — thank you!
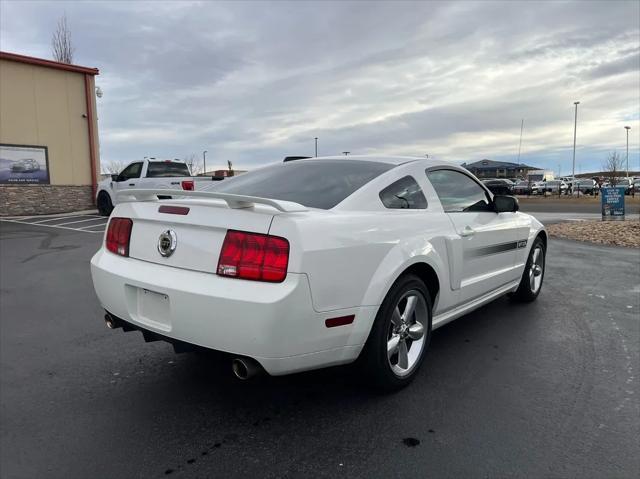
[0,51,100,216]
[461,159,539,179]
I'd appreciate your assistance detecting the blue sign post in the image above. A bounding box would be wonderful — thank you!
[601,187,625,221]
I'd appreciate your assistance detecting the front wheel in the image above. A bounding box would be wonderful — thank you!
[512,237,546,302]
[359,274,432,390]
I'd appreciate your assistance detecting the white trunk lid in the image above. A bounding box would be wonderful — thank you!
[123,199,276,274]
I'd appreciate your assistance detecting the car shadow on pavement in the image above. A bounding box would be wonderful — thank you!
[68,294,550,477]
[131,293,533,408]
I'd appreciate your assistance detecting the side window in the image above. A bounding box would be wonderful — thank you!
[119,162,142,180]
[379,176,427,209]
[426,169,492,212]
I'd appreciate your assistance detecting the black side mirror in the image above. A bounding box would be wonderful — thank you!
[493,195,519,213]
[111,174,119,182]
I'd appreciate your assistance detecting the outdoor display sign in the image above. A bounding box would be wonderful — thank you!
[601,187,625,221]
[0,144,50,185]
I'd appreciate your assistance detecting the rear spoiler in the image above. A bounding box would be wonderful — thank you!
[115,189,308,213]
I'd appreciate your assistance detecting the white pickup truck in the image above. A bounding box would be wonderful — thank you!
[96,159,195,216]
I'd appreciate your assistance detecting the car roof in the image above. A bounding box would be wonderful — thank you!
[305,155,461,168]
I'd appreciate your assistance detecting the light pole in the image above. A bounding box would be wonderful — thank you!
[203,150,208,175]
[625,126,631,178]
[314,137,318,157]
[572,101,579,179]
[516,118,524,164]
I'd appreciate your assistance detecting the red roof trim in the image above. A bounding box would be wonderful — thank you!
[0,51,99,75]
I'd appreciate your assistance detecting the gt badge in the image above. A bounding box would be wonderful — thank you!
[158,230,177,257]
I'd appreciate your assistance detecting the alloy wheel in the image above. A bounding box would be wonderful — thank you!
[529,246,544,293]
[386,290,428,377]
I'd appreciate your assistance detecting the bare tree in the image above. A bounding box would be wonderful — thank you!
[602,151,624,186]
[102,160,126,175]
[184,153,203,176]
[51,14,74,63]
[227,160,234,176]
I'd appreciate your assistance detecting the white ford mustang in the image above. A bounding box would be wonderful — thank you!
[91,156,546,389]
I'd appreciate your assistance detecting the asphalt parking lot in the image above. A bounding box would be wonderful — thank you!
[1,219,638,478]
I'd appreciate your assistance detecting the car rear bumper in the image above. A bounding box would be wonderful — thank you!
[90,249,373,375]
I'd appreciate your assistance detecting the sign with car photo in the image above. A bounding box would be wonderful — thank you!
[0,144,50,185]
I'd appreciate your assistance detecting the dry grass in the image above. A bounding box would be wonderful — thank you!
[546,220,640,248]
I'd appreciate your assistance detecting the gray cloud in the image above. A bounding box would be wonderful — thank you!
[0,0,638,174]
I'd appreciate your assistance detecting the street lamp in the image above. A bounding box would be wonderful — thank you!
[314,137,318,157]
[572,101,579,179]
[203,150,208,175]
[625,126,631,178]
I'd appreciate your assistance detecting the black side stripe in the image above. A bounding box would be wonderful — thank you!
[464,239,528,259]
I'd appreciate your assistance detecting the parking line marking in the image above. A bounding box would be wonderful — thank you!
[76,222,108,230]
[55,217,108,227]
[0,218,106,233]
[23,214,101,224]
[24,216,80,224]
[79,226,108,232]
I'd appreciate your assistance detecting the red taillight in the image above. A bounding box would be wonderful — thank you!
[217,230,289,283]
[105,218,133,257]
[181,180,194,191]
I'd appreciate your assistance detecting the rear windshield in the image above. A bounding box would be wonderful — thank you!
[212,160,394,209]
[146,162,191,178]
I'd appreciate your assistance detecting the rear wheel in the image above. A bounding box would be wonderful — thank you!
[512,237,545,302]
[97,191,113,216]
[359,274,432,390]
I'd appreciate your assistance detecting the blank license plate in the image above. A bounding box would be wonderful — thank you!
[138,288,171,330]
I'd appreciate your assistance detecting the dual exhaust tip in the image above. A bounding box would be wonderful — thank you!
[231,357,262,380]
[105,313,261,380]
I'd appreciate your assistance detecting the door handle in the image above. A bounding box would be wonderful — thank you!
[460,226,475,238]
[128,183,135,186]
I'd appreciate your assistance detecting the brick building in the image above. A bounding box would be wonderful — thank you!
[0,51,100,215]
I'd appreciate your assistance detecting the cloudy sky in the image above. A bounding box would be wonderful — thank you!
[1,0,639,174]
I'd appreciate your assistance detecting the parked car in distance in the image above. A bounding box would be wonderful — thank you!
[573,178,598,195]
[633,179,640,194]
[91,156,547,390]
[602,178,634,194]
[10,158,40,173]
[96,159,196,216]
[533,180,567,195]
[558,176,577,184]
[512,180,533,195]
[481,178,513,195]
[616,178,634,195]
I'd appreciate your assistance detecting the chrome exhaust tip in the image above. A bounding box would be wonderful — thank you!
[104,313,117,329]
[232,358,261,380]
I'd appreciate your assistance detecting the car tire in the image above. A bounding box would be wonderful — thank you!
[97,191,114,216]
[359,274,432,391]
[512,237,546,302]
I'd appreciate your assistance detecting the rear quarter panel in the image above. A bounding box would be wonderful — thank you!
[269,210,456,314]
